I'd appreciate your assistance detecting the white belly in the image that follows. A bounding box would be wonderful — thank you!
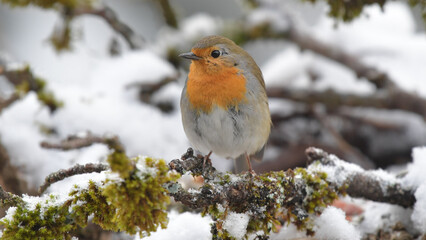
[182,104,269,159]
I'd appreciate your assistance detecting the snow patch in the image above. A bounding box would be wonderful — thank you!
[140,211,212,240]
[314,206,361,240]
[222,211,250,240]
[403,147,426,188]
[412,183,426,233]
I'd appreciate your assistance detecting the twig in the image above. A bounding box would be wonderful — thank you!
[72,5,144,50]
[337,110,404,131]
[312,109,376,169]
[38,163,109,194]
[287,27,393,89]
[285,26,426,118]
[127,75,179,103]
[40,133,125,152]
[158,0,178,28]
[0,93,20,113]
[305,147,416,208]
[267,87,426,118]
[169,148,217,180]
[0,64,40,91]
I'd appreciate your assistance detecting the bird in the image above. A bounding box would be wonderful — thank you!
[179,35,271,173]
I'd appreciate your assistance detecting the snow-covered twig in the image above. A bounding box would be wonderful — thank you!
[38,163,109,194]
[286,26,392,89]
[306,147,416,208]
[40,133,124,152]
[285,25,426,118]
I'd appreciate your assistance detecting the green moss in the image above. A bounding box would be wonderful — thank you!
[49,18,73,52]
[102,156,179,236]
[69,181,116,231]
[304,0,386,22]
[12,67,63,112]
[0,196,74,240]
[1,0,78,9]
[0,154,180,239]
[205,169,343,239]
[106,151,134,179]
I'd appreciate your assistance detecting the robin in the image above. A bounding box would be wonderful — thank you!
[179,35,271,173]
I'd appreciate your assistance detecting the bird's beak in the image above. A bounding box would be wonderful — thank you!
[179,52,202,60]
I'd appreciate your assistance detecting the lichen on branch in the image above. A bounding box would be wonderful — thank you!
[0,152,179,239]
[167,148,342,239]
[0,146,417,239]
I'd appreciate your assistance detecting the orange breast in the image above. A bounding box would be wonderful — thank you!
[186,62,247,113]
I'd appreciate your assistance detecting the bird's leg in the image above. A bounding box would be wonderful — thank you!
[245,153,255,174]
[203,151,213,169]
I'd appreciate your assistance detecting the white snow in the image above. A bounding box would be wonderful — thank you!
[271,223,308,240]
[403,147,426,188]
[356,201,413,234]
[307,150,363,186]
[222,211,250,240]
[412,184,426,233]
[403,147,426,234]
[138,211,213,240]
[314,206,361,240]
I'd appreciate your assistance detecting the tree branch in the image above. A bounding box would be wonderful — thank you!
[72,5,144,50]
[38,163,109,194]
[0,93,20,114]
[267,87,426,118]
[40,133,125,152]
[158,0,178,28]
[285,24,426,118]
[286,26,393,89]
[169,147,416,212]
[305,147,416,208]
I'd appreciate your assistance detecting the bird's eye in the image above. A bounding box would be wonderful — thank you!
[211,50,220,58]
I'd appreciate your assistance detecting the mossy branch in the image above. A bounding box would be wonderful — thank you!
[303,0,426,23]
[38,163,109,194]
[0,145,419,239]
[305,147,416,208]
[0,153,178,239]
[157,0,178,28]
[168,147,416,238]
[0,62,63,112]
[0,185,24,208]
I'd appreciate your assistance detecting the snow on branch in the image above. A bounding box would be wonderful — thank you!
[0,60,62,112]
[0,145,420,239]
[38,163,109,194]
[284,26,426,118]
[305,147,415,208]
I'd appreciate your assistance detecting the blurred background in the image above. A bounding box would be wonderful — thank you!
[1,0,426,238]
